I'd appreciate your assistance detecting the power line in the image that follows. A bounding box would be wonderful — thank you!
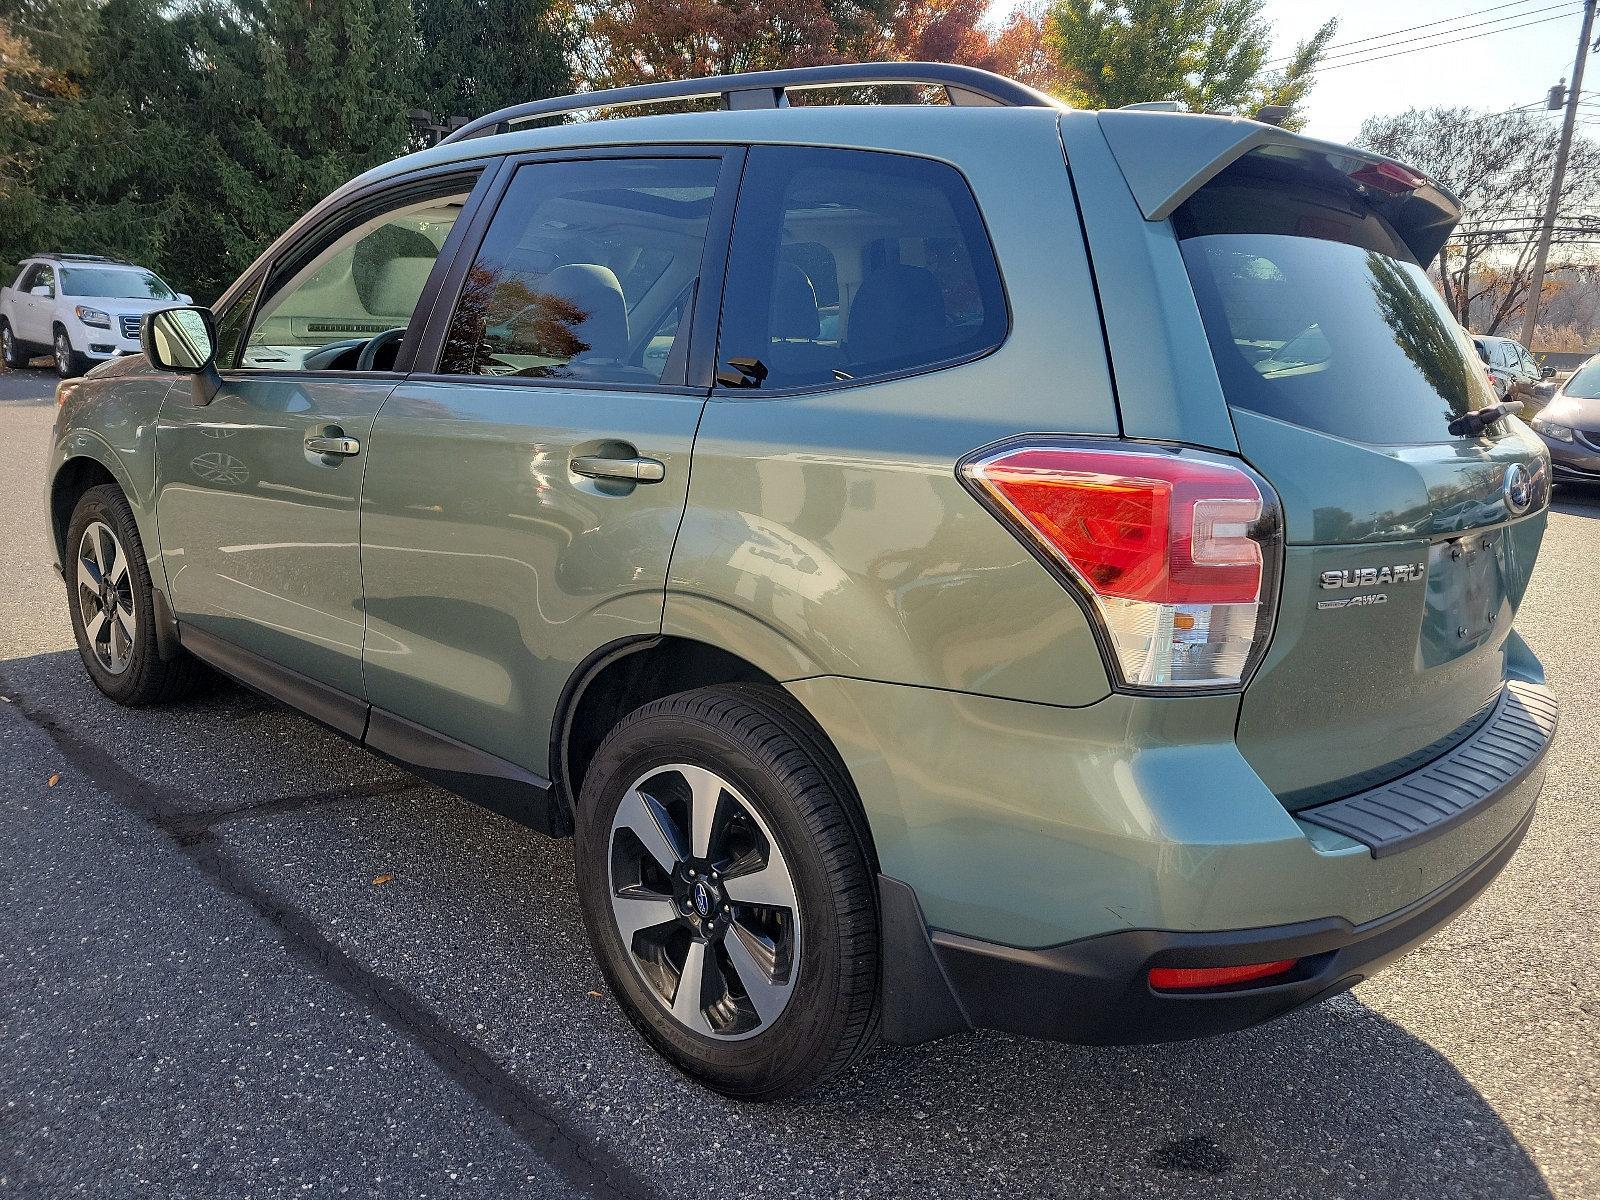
[1267,2,1579,69]
[1310,10,1587,75]
[1265,0,1553,65]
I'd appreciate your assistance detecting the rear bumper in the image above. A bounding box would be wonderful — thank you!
[884,798,1533,1045]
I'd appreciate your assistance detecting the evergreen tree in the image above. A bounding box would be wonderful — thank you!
[1045,0,1334,127]
[415,0,570,124]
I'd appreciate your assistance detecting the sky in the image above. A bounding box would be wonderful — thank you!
[990,1,1590,144]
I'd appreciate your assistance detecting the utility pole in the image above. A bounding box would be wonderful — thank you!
[1521,0,1597,348]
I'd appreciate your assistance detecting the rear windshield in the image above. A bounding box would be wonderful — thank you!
[1177,183,1495,445]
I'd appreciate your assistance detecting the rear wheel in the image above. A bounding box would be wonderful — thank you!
[1,319,27,368]
[575,684,879,1099]
[65,484,205,705]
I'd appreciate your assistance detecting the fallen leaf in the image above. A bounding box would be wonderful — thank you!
[47,774,60,787]
[371,873,394,886]
[586,990,603,999]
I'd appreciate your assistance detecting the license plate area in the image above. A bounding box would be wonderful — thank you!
[1422,532,1505,666]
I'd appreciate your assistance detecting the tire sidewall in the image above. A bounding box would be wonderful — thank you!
[1,321,19,368]
[575,706,861,1095]
[54,329,77,378]
[65,486,158,703]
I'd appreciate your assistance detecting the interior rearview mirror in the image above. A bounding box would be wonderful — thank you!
[141,306,222,406]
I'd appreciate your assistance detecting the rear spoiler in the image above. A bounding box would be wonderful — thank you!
[1095,109,1461,266]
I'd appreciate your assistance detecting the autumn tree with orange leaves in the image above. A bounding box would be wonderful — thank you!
[574,0,1062,93]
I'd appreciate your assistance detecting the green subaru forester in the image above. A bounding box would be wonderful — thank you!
[46,64,1558,1099]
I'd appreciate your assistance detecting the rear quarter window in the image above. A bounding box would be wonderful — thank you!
[1177,183,1496,445]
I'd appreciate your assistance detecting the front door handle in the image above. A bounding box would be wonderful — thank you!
[570,454,666,483]
[306,433,361,457]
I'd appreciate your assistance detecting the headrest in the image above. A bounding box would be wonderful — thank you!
[770,262,821,341]
[366,257,436,317]
[846,264,947,369]
[536,263,629,361]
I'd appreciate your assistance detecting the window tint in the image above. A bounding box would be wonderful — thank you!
[242,186,472,371]
[213,274,265,370]
[717,147,1007,391]
[1177,183,1496,444]
[438,157,721,384]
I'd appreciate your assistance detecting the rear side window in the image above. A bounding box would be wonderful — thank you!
[717,146,1007,391]
[1177,182,1496,445]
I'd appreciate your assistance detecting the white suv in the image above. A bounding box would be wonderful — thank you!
[0,254,190,377]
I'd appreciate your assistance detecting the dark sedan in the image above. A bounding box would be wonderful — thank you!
[1530,355,1600,483]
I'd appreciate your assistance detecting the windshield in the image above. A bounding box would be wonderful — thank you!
[60,267,177,300]
[1562,359,1600,399]
[1176,180,1497,445]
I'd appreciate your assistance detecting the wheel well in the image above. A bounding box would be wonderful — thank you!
[557,636,784,809]
[50,458,119,560]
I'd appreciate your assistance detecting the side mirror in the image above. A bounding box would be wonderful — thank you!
[141,306,222,406]
[177,293,192,304]
[30,285,51,298]
[1541,365,1556,379]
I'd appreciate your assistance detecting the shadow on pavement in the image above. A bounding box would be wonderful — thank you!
[0,647,1554,1200]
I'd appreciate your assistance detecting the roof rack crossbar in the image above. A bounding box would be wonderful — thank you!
[440,62,1059,145]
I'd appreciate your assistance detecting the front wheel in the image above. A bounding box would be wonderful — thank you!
[54,327,87,377]
[65,484,206,705]
[575,684,879,1099]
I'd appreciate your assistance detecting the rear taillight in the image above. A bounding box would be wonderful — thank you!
[960,441,1281,691]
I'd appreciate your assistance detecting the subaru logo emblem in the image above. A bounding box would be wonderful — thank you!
[1503,463,1534,515]
[692,881,712,918]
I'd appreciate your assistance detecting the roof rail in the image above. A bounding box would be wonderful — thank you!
[441,62,1060,145]
[30,252,132,264]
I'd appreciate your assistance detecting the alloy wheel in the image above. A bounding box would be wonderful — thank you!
[55,332,70,375]
[2,325,14,365]
[607,763,801,1040]
[76,520,138,674]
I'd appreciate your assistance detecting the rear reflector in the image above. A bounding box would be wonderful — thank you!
[1148,959,1298,991]
[960,442,1281,690]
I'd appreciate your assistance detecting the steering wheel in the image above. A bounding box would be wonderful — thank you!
[356,326,407,372]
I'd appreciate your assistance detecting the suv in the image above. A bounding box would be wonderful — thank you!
[1474,333,1552,400]
[45,65,1557,1100]
[1,253,190,377]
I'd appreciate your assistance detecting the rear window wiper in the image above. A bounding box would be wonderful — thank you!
[1448,400,1522,439]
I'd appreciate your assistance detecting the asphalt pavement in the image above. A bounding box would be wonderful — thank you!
[1,362,1595,1199]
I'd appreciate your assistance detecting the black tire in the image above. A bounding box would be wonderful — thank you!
[1,319,28,368]
[575,683,879,1100]
[54,325,88,378]
[64,484,206,706]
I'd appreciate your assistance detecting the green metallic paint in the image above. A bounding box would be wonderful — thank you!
[358,381,704,777]
[1057,113,1240,452]
[667,375,1115,708]
[1230,405,1550,799]
[153,375,395,699]
[47,360,180,594]
[789,673,1542,949]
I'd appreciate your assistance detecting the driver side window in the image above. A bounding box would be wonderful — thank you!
[240,182,473,372]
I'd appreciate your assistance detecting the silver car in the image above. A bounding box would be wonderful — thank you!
[1529,355,1600,483]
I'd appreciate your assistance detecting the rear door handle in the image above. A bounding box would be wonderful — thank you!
[570,454,666,483]
[305,434,361,457]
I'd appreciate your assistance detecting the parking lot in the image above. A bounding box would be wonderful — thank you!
[1,366,1595,1199]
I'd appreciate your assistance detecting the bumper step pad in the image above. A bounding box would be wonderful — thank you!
[1300,680,1557,857]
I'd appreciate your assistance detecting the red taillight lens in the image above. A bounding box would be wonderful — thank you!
[1148,959,1298,991]
[1349,160,1426,195]
[970,448,1263,605]
[961,442,1281,690]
